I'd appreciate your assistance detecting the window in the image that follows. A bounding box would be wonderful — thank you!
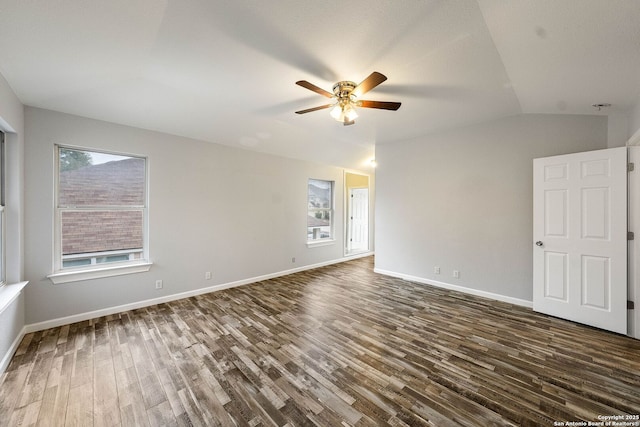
[307,179,334,242]
[54,146,148,276]
[0,131,5,286]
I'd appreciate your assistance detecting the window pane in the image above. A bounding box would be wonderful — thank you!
[59,148,145,207]
[308,179,333,241]
[307,226,331,240]
[96,254,130,264]
[308,209,331,239]
[0,132,5,284]
[307,209,331,227]
[308,179,332,209]
[61,210,143,256]
[0,131,5,206]
[0,208,4,284]
[62,258,92,268]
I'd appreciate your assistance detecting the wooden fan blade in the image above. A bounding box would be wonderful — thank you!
[295,104,333,114]
[358,100,401,111]
[343,120,355,126]
[352,72,387,97]
[295,80,333,98]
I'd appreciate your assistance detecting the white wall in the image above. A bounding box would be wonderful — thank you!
[0,71,26,370]
[375,114,608,303]
[629,98,640,144]
[24,107,368,325]
[607,112,629,148]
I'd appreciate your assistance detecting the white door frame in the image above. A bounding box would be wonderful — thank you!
[628,147,640,339]
[343,170,371,257]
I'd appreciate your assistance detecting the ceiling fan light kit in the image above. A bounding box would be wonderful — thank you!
[295,72,401,126]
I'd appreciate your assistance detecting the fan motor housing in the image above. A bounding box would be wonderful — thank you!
[333,81,357,100]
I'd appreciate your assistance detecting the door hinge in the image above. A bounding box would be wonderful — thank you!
[628,300,635,310]
[628,162,635,172]
[629,231,635,240]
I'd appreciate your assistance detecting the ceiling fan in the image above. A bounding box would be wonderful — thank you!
[295,71,401,126]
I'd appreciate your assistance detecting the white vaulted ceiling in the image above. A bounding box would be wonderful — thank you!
[1,0,639,170]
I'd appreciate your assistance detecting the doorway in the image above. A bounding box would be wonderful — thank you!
[345,172,370,256]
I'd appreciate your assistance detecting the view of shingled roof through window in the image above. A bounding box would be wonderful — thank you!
[59,151,145,260]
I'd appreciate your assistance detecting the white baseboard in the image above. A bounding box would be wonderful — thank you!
[374,268,533,308]
[0,326,26,375]
[25,252,374,334]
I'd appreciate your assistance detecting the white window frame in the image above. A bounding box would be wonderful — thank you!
[48,145,151,284]
[0,131,5,287]
[307,178,335,247]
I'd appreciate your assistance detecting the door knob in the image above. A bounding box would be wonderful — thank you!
[535,241,543,247]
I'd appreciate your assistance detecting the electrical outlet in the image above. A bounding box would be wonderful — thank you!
[434,266,440,274]
[453,270,460,279]
[205,272,212,280]
[155,280,163,289]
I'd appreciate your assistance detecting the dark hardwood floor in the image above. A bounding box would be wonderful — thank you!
[1,256,639,426]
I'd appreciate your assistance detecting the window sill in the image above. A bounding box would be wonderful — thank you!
[48,262,153,284]
[0,281,28,315]
[307,239,336,248]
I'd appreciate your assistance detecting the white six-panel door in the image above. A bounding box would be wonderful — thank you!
[348,188,369,253]
[533,147,627,334]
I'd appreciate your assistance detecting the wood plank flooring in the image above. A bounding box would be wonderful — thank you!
[1,256,640,426]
